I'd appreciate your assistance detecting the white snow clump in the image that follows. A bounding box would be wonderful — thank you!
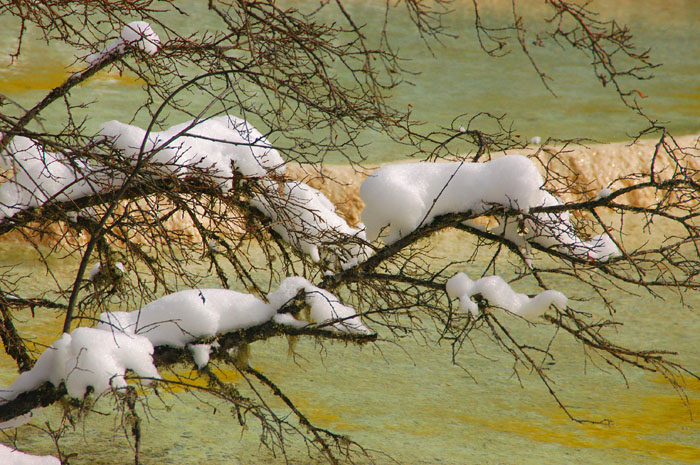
[0,327,158,401]
[188,344,212,368]
[98,277,370,350]
[0,137,104,220]
[268,276,371,333]
[360,155,621,262]
[86,21,160,65]
[98,288,276,347]
[88,261,126,281]
[99,115,285,190]
[251,180,370,268]
[0,444,60,465]
[360,156,544,244]
[446,272,567,320]
[595,187,613,200]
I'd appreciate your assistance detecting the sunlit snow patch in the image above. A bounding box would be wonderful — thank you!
[86,21,160,65]
[0,137,106,220]
[252,180,370,267]
[360,155,621,262]
[0,444,60,465]
[446,272,567,320]
[99,115,284,190]
[0,327,158,401]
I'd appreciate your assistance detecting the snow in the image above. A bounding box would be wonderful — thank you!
[86,21,160,65]
[0,277,368,411]
[120,21,160,55]
[88,262,125,281]
[98,277,371,349]
[268,277,371,333]
[99,115,285,190]
[360,155,621,262]
[0,137,104,220]
[361,156,544,244]
[0,327,158,401]
[446,272,567,320]
[188,344,211,368]
[305,287,370,333]
[0,411,36,430]
[252,180,370,267]
[595,187,613,200]
[273,312,308,328]
[97,289,275,347]
[0,444,60,465]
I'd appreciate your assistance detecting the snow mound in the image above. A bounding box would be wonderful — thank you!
[268,277,371,333]
[98,277,370,350]
[360,156,622,262]
[98,288,274,347]
[0,137,104,220]
[446,272,567,320]
[0,279,369,409]
[0,327,158,401]
[360,156,543,244]
[99,115,284,190]
[87,21,160,65]
[252,180,370,268]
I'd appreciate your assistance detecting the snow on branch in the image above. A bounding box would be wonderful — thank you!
[0,278,371,418]
[0,443,60,465]
[251,180,371,268]
[0,114,285,222]
[0,137,109,220]
[99,115,285,186]
[0,327,158,403]
[85,21,160,66]
[360,155,621,262]
[446,272,568,320]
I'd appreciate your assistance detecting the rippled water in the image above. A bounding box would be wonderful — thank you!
[1,1,699,464]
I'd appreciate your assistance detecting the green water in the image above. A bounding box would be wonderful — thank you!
[1,1,699,162]
[1,1,700,463]
[1,219,699,465]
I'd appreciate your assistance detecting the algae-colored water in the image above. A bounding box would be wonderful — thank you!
[1,1,699,463]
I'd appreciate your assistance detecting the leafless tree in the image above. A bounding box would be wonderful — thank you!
[0,1,698,464]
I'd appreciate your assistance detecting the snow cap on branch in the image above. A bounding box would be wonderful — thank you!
[252,180,370,268]
[120,21,160,55]
[360,155,622,262]
[0,444,60,465]
[446,272,567,320]
[0,137,105,220]
[0,327,158,401]
[86,21,160,65]
[98,288,276,347]
[360,156,544,244]
[99,115,285,190]
[268,277,371,334]
[0,279,369,407]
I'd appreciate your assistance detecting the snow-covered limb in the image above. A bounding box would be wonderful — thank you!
[98,276,371,347]
[446,272,567,320]
[99,115,285,189]
[0,137,108,220]
[252,180,371,268]
[0,114,284,223]
[360,155,621,262]
[0,327,158,402]
[0,277,371,417]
